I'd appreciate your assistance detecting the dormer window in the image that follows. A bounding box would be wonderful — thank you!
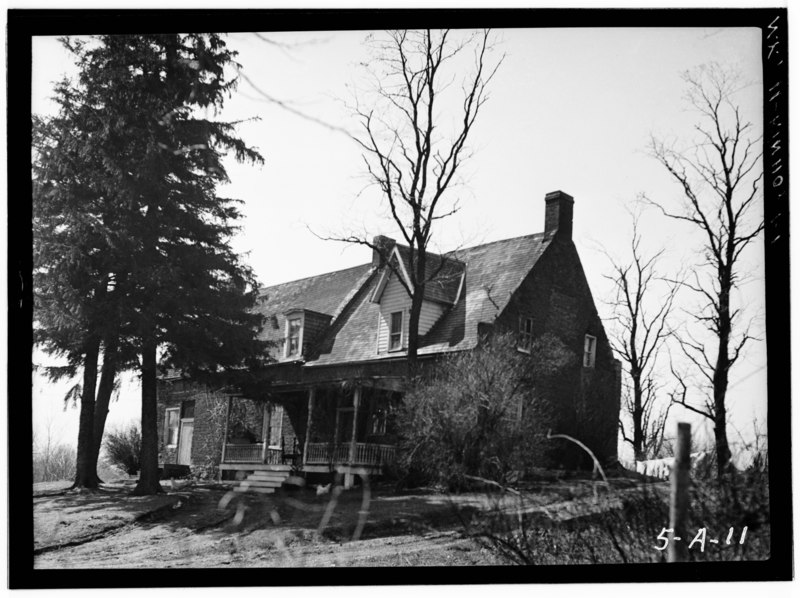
[584,334,597,368]
[518,316,533,353]
[389,311,404,351]
[285,315,303,358]
[280,308,332,360]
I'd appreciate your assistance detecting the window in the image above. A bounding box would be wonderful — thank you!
[267,404,283,448]
[389,311,403,351]
[181,400,195,419]
[584,334,597,368]
[518,316,534,352]
[165,408,180,446]
[286,317,302,357]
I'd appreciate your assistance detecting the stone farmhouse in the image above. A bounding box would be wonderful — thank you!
[157,191,621,490]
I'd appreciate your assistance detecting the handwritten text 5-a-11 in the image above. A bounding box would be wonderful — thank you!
[654,527,748,552]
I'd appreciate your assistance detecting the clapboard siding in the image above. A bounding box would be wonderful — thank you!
[376,275,445,354]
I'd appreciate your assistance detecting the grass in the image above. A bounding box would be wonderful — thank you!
[32,460,770,568]
[463,466,770,564]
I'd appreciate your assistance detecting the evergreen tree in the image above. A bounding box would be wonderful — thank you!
[33,34,266,494]
[33,88,131,488]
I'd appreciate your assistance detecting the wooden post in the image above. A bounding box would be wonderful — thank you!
[220,395,232,465]
[349,386,361,464]
[668,422,691,563]
[303,388,316,466]
[346,386,361,489]
[333,394,342,445]
[261,402,269,464]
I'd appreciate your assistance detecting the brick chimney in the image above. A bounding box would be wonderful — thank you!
[544,190,574,239]
[372,235,396,267]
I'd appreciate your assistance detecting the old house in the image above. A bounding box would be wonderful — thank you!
[157,191,620,490]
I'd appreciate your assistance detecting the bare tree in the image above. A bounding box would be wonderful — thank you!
[330,29,503,372]
[602,207,678,461]
[33,419,77,483]
[647,63,763,476]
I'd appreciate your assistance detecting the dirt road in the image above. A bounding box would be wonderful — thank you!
[34,478,642,568]
[34,482,507,567]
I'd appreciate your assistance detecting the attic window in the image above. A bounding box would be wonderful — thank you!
[584,334,597,368]
[518,316,533,353]
[286,317,302,358]
[389,311,403,351]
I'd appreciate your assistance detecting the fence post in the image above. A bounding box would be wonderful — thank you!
[668,422,691,563]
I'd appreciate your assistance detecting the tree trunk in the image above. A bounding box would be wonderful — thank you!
[407,289,424,376]
[632,371,644,461]
[133,337,163,495]
[90,339,119,482]
[407,243,426,377]
[713,277,733,477]
[73,339,101,489]
[91,272,127,478]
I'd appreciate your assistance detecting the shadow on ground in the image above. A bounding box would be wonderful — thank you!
[33,477,649,568]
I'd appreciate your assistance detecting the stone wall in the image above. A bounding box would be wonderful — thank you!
[157,379,307,473]
[498,236,620,467]
[157,380,227,470]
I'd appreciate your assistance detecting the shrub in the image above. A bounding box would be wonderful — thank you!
[33,442,76,483]
[103,423,142,475]
[467,465,770,564]
[396,333,555,491]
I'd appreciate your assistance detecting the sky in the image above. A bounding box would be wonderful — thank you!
[30,26,768,461]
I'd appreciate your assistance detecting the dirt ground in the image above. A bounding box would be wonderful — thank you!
[34,477,647,568]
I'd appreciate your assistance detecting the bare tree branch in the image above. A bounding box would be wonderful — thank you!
[601,203,678,460]
[649,63,763,476]
[322,29,503,372]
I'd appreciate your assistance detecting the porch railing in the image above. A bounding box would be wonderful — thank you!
[223,442,396,467]
[305,442,396,467]
[222,443,283,464]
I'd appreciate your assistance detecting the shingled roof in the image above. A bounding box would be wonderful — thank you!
[307,232,553,365]
[255,263,375,351]
[393,245,465,305]
[420,232,552,354]
[253,231,554,366]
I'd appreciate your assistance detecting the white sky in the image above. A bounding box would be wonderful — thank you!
[31,27,768,460]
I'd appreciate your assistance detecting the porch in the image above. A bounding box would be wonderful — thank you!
[218,384,400,477]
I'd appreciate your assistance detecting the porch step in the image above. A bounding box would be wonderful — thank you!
[238,479,284,489]
[247,471,289,484]
[233,485,275,495]
[233,468,292,494]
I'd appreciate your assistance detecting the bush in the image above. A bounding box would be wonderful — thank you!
[396,333,555,491]
[33,442,76,483]
[103,423,142,475]
[467,465,770,564]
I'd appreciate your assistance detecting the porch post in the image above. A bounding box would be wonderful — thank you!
[261,402,269,464]
[346,386,361,488]
[220,394,232,465]
[303,387,315,466]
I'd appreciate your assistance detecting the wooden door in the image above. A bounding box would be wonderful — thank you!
[177,420,194,465]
